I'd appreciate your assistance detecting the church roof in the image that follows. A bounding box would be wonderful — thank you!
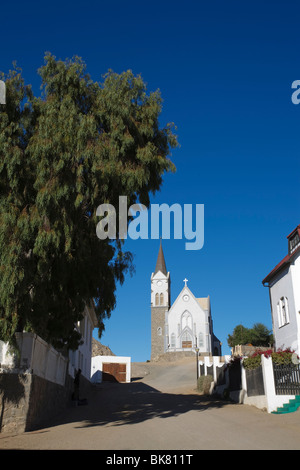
[154,240,167,275]
[196,297,210,310]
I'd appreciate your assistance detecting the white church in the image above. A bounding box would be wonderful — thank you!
[151,241,221,359]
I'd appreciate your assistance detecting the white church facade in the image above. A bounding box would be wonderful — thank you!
[151,241,221,360]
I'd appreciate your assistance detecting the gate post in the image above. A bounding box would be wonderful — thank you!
[241,361,247,396]
[261,355,276,413]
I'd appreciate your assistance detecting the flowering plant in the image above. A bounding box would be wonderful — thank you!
[243,348,298,369]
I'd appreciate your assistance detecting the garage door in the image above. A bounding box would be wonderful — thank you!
[102,363,127,382]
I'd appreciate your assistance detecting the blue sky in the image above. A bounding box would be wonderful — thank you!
[2,0,300,360]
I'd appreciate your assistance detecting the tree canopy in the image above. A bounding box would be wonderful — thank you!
[0,54,178,350]
[227,323,273,348]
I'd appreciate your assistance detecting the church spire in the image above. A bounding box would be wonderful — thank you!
[154,239,167,276]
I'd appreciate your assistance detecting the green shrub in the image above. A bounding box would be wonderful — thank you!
[271,350,294,365]
[197,374,213,394]
[243,354,262,370]
[243,348,298,369]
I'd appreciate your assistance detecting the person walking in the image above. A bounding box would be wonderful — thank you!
[73,368,81,401]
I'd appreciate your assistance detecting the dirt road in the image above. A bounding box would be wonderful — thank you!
[1,357,300,450]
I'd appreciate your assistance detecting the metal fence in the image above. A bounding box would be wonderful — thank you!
[273,363,300,395]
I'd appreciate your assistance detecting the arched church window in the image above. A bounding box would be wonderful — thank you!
[170,333,176,348]
[160,293,164,305]
[198,332,204,348]
[182,331,192,342]
[157,327,162,336]
[181,311,192,330]
[155,293,159,306]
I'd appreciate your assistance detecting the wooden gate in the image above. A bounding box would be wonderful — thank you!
[102,363,127,382]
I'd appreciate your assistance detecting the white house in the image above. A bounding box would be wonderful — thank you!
[68,301,98,380]
[151,241,221,359]
[262,224,300,356]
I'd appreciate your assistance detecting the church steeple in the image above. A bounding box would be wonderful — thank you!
[151,239,170,310]
[154,239,167,276]
[151,240,170,360]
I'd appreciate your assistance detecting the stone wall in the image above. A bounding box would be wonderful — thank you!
[231,344,273,357]
[0,373,32,434]
[151,306,167,360]
[153,351,196,362]
[0,371,92,434]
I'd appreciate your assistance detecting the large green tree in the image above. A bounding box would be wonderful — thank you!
[0,54,178,350]
[227,324,252,347]
[227,322,273,348]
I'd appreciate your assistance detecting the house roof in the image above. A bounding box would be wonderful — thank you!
[262,225,300,285]
[86,300,98,327]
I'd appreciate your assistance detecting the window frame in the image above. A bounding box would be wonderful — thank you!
[277,296,290,328]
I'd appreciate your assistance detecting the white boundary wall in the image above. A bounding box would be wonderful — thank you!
[200,354,296,413]
[0,332,68,386]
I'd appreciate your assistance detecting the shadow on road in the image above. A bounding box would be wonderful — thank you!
[44,379,231,431]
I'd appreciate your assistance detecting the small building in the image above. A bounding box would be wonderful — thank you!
[262,224,300,356]
[91,355,131,383]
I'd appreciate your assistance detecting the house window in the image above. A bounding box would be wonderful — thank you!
[277,297,290,327]
[289,232,300,254]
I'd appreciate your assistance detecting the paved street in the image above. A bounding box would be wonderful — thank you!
[1,357,300,450]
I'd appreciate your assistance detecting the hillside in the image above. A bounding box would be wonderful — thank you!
[92,338,115,357]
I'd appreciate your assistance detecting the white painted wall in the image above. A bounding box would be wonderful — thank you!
[0,332,68,386]
[269,253,300,355]
[207,355,295,413]
[290,252,300,354]
[91,355,131,383]
[0,341,16,367]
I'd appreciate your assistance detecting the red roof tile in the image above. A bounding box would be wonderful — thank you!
[262,225,300,285]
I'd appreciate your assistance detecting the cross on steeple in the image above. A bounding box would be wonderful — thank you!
[183,278,188,287]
